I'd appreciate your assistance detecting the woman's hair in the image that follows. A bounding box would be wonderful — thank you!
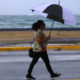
[32,20,44,31]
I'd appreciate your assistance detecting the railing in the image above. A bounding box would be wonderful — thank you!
[0,28,80,31]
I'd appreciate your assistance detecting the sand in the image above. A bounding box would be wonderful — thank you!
[0,30,80,42]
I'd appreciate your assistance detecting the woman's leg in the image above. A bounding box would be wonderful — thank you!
[41,51,54,75]
[27,53,39,76]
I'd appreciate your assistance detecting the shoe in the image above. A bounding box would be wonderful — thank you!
[26,74,36,80]
[51,73,61,79]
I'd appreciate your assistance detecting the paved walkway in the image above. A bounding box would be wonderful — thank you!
[0,50,80,80]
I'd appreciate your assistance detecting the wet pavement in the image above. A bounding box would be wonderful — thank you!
[0,50,80,80]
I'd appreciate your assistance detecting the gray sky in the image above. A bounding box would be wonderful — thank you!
[0,0,80,15]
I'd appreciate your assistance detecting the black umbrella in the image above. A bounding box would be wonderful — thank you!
[32,3,76,35]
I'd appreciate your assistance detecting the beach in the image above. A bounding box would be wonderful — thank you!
[0,30,80,42]
[0,15,80,43]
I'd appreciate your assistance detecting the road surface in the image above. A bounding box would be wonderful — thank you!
[0,50,80,80]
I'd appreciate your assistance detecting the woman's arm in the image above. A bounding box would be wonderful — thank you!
[37,32,51,45]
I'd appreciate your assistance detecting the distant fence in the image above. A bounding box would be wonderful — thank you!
[0,28,80,31]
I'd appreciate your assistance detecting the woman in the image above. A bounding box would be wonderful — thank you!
[26,20,61,79]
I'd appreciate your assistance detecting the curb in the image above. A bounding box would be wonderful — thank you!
[0,45,80,51]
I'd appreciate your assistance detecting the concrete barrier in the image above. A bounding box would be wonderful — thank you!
[0,45,80,51]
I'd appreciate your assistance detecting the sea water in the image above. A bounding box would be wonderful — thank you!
[0,15,80,29]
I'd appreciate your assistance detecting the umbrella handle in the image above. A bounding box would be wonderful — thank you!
[49,21,54,36]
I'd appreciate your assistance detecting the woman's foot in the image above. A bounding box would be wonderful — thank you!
[26,74,36,80]
[51,73,61,79]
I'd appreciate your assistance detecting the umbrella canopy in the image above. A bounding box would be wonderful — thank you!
[32,3,76,26]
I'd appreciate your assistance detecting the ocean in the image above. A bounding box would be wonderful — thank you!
[0,15,80,29]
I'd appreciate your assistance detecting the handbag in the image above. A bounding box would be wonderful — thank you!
[29,41,34,58]
[29,48,34,57]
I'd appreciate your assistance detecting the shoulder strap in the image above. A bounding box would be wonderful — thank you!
[30,40,33,49]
